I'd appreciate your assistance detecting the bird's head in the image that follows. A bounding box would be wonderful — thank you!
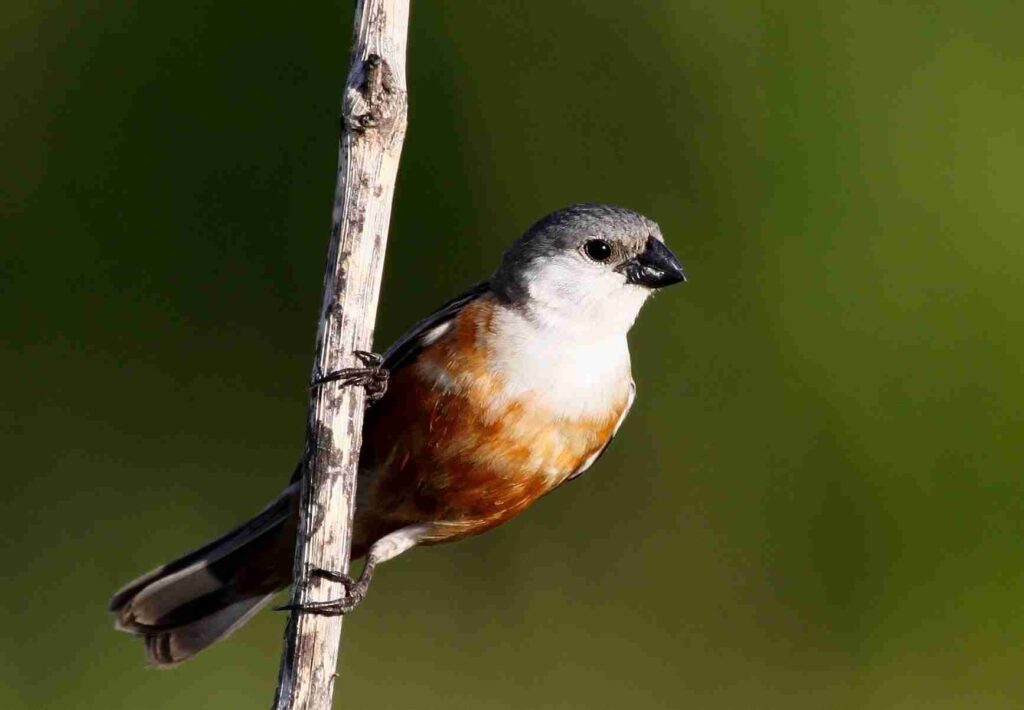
[492,203,686,335]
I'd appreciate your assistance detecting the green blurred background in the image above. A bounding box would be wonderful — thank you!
[3,2,1023,708]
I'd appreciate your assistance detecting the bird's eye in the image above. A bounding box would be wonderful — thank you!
[583,239,612,262]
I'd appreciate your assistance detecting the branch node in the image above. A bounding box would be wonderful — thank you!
[342,54,402,136]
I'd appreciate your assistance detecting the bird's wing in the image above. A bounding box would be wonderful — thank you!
[563,380,636,484]
[382,281,492,372]
[290,282,490,487]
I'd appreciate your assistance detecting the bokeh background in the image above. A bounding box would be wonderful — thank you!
[3,2,1023,708]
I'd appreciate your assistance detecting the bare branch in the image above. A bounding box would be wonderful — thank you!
[272,2,409,708]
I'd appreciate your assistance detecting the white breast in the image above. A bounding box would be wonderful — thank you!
[485,305,633,418]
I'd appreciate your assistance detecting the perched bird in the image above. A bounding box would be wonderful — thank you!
[109,203,686,666]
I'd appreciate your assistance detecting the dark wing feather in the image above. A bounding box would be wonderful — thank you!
[382,281,491,372]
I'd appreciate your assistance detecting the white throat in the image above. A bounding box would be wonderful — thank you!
[482,252,651,417]
[486,300,636,419]
[523,254,650,337]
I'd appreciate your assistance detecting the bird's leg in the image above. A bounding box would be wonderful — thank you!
[311,350,389,403]
[275,561,377,615]
[276,524,430,616]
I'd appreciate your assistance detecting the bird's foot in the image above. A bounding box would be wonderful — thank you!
[274,567,370,616]
[311,350,389,403]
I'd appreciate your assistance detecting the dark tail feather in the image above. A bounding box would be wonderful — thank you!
[109,483,299,666]
[142,594,277,666]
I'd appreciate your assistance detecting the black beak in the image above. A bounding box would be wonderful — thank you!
[618,237,687,288]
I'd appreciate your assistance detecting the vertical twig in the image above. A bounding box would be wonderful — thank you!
[273,2,409,708]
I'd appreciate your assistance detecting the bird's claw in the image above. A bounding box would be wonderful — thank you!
[311,350,389,403]
[274,567,369,616]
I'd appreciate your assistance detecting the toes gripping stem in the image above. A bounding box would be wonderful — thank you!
[274,566,371,616]
[311,350,389,402]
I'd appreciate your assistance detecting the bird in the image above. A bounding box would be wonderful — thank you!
[108,203,686,666]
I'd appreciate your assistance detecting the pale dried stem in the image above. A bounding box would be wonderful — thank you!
[272,2,409,709]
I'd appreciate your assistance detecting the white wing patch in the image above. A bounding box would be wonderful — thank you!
[420,322,452,346]
[565,380,635,483]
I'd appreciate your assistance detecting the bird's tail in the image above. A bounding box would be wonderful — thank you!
[108,483,299,666]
